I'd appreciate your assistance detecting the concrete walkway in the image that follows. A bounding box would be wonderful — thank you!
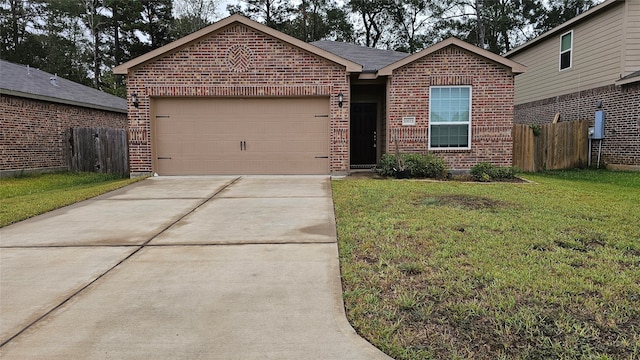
[0,176,391,359]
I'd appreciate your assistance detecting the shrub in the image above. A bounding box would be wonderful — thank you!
[375,153,400,177]
[374,153,447,179]
[470,162,518,181]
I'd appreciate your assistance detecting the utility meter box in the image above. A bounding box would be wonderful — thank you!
[593,110,606,139]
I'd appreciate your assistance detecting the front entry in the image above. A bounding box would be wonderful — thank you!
[350,103,377,168]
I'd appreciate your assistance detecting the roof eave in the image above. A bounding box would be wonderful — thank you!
[505,0,624,57]
[114,14,362,75]
[615,77,640,86]
[0,88,127,113]
[378,38,526,76]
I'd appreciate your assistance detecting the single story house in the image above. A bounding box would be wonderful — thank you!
[505,0,640,170]
[0,60,127,177]
[114,14,525,176]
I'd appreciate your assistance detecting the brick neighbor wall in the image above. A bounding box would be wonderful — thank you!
[125,23,350,176]
[515,83,640,167]
[387,46,515,170]
[0,95,127,174]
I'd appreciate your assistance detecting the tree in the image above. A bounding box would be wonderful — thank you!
[389,0,437,53]
[324,6,355,42]
[0,0,43,65]
[435,0,542,54]
[284,0,353,42]
[31,0,91,85]
[78,0,110,89]
[235,0,290,31]
[348,0,394,48]
[533,0,598,34]
[172,0,219,38]
[139,0,174,49]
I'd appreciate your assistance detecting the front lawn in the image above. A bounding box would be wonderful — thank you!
[333,170,640,359]
[0,172,141,227]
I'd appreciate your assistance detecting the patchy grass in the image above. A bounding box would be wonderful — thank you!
[333,169,640,359]
[0,172,141,227]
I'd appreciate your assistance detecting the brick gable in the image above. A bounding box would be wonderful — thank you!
[387,46,515,169]
[125,24,350,175]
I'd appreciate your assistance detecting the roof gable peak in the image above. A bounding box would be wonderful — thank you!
[378,37,526,76]
[114,14,361,74]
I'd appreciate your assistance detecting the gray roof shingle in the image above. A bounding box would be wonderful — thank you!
[0,60,126,113]
[310,40,410,72]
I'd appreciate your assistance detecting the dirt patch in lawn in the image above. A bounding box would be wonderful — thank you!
[417,194,510,211]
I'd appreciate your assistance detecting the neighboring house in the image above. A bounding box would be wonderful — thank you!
[0,60,127,177]
[114,14,525,176]
[505,0,640,170]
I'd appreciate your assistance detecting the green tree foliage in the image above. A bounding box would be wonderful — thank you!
[286,0,354,42]
[139,0,174,49]
[0,0,606,97]
[533,0,598,33]
[171,0,218,39]
[390,0,438,53]
[435,0,542,54]
[348,0,394,48]
[0,0,43,65]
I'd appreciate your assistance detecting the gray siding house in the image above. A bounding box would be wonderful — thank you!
[506,0,640,170]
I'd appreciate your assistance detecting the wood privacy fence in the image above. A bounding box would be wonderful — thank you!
[69,127,128,177]
[512,120,589,172]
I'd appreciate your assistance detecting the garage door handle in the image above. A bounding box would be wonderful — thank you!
[315,156,328,159]
[240,141,247,151]
[157,157,172,160]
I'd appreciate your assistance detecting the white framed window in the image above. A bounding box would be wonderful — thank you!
[429,86,472,150]
[560,31,573,70]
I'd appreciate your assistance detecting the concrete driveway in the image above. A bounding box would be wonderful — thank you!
[0,176,391,359]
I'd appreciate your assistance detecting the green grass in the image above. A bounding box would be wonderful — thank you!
[333,169,640,359]
[0,172,141,227]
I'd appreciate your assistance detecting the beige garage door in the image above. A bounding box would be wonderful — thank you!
[153,98,330,175]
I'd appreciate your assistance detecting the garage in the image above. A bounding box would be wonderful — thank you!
[152,97,330,175]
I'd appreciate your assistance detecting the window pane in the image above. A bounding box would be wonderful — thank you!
[561,33,572,51]
[430,124,469,148]
[560,51,571,69]
[430,87,471,123]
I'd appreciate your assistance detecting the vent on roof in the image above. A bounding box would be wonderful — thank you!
[50,74,59,87]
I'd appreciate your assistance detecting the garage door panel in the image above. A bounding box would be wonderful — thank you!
[154,98,329,175]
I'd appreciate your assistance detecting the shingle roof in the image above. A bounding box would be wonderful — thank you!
[310,40,410,72]
[0,60,127,113]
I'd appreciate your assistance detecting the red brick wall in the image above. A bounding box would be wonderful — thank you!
[515,83,640,167]
[387,46,515,170]
[125,23,350,176]
[0,95,127,173]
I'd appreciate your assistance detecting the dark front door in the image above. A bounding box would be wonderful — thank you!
[350,103,377,167]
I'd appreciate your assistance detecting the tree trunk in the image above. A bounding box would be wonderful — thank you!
[476,0,485,49]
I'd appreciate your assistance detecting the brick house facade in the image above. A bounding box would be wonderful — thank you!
[1,96,127,175]
[115,15,524,176]
[1,60,127,177]
[386,46,516,169]
[514,84,640,168]
[123,22,351,176]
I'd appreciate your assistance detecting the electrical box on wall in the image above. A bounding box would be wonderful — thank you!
[592,110,605,139]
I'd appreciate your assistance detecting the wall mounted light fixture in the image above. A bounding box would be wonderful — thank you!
[131,93,139,108]
[337,92,344,108]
